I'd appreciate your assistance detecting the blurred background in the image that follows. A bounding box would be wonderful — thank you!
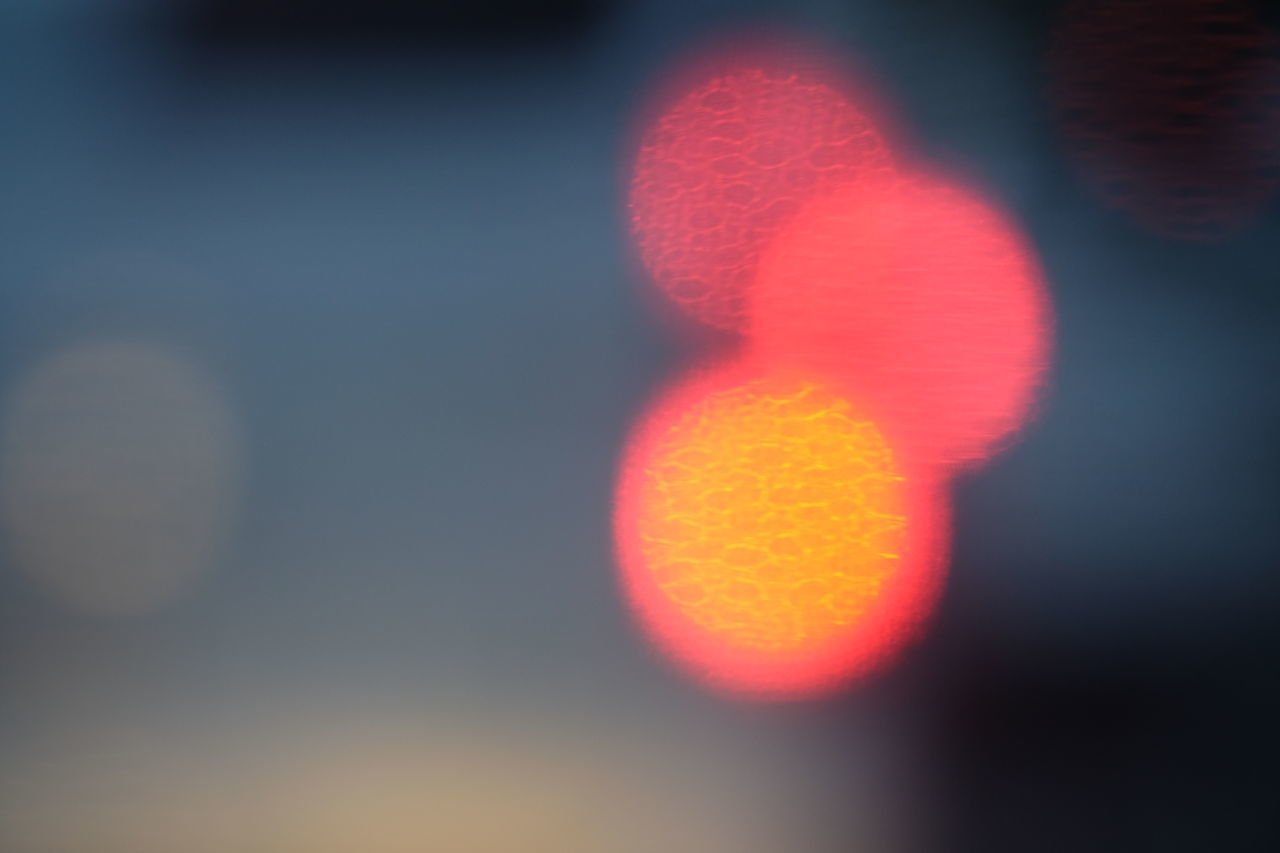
[1,0,1278,850]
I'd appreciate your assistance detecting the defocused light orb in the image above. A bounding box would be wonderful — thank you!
[0,340,241,615]
[0,700,839,853]
[1049,0,1280,240]
[751,170,1051,470]
[629,40,894,332]
[615,361,946,697]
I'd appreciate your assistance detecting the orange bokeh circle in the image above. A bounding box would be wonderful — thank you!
[614,358,949,697]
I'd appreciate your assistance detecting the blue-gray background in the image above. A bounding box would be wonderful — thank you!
[1,1,1277,850]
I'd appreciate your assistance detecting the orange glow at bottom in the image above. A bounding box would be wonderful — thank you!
[615,361,948,697]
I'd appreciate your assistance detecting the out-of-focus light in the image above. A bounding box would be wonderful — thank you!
[1048,0,1280,240]
[0,340,241,615]
[751,171,1051,470]
[629,41,894,332]
[615,361,947,697]
[0,700,833,853]
[620,31,1051,697]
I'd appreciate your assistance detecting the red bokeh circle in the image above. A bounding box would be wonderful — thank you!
[750,170,1052,470]
[629,37,896,332]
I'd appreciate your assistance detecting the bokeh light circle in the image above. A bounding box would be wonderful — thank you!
[615,359,948,697]
[1048,0,1280,240]
[629,42,895,331]
[0,340,241,615]
[751,170,1051,470]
